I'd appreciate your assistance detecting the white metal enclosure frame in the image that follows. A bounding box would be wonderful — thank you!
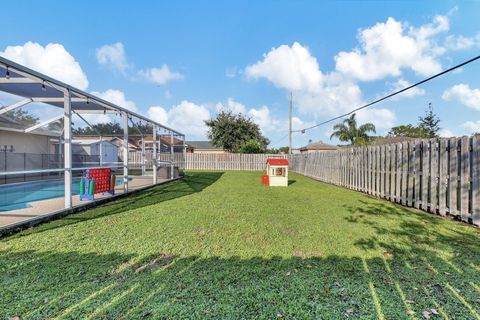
[0,56,186,209]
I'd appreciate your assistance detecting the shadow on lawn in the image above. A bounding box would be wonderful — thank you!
[1,238,480,319]
[342,199,480,318]
[5,172,223,240]
[1,181,479,318]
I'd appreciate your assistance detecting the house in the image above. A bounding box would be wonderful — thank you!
[0,115,60,155]
[72,139,119,164]
[187,141,226,154]
[299,141,338,153]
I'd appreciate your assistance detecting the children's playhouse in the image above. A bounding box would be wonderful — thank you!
[263,158,289,187]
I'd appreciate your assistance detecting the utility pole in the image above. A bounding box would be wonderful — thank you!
[289,92,293,154]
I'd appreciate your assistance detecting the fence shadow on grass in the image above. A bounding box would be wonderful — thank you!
[1,241,479,319]
[5,172,223,239]
[342,199,480,318]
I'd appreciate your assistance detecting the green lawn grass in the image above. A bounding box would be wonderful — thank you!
[1,171,479,319]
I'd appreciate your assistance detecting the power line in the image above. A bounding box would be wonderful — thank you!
[293,54,480,133]
[271,133,289,146]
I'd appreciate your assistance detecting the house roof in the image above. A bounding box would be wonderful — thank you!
[300,140,338,151]
[0,114,24,130]
[0,114,61,137]
[187,141,222,150]
[266,158,289,166]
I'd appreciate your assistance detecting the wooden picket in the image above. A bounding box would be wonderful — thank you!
[472,135,480,225]
[460,136,470,222]
[421,140,429,211]
[449,138,458,216]
[439,139,448,216]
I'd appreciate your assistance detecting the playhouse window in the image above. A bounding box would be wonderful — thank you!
[275,167,285,177]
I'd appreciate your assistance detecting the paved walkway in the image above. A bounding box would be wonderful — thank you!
[0,176,168,229]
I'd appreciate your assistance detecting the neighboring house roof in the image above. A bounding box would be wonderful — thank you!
[0,115,60,137]
[0,114,23,129]
[267,158,289,166]
[300,140,338,151]
[187,141,222,150]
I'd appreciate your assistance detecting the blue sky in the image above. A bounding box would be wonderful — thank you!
[1,0,480,147]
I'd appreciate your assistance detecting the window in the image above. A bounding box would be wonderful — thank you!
[275,167,285,177]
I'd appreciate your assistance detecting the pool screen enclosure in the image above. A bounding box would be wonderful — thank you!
[0,56,186,213]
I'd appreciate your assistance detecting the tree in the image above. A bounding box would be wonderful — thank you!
[329,113,376,145]
[278,146,290,154]
[387,103,441,139]
[387,124,428,138]
[239,140,264,154]
[128,121,153,134]
[48,118,64,132]
[418,103,440,138]
[73,122,123,135]
[4,109,39,126]
[205,111,269,152]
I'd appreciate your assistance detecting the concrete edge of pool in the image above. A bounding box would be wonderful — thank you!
[0,176,183,238]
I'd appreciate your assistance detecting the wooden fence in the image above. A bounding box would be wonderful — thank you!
[128,152,280,171]
[184,153,286,171]
[289,136,480,226]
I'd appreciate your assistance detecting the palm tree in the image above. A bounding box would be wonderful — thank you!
[330,113,376,145]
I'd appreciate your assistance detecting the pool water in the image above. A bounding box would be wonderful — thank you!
[0,178,122,211]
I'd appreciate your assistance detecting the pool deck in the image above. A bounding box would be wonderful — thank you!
[0,176,170,230]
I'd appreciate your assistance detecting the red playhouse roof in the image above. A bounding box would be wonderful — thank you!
[266,158,289,166]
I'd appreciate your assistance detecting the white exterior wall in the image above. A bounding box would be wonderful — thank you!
[0,131,50,154]
[91,141,118,163]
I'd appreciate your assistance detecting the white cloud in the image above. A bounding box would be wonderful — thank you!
[356,108,396,130]
[91,89,138,113]
[74,113,112,126]
[215,97,247,114]
[294,76,364,118]
[147,101,210,137]
[439,128,455,137]
[462,121,480,134]
[0,41,89,90]
[139,65,184,85]
[245,42,322,92]
[96,42,130,73]
[244,42,397,132]
[76,89,138,125]
[96,42,184,85]
[388,78,425,99]
[291,116,314,132]
[442,84,480,110]
[335,15,448,81]
[444,34,479,50]
[146,106,169,125]
[248,105,281,132]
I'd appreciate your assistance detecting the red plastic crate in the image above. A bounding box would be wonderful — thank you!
[261,174,269,185]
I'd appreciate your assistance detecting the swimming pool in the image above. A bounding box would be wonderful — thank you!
[0,178,121,211]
